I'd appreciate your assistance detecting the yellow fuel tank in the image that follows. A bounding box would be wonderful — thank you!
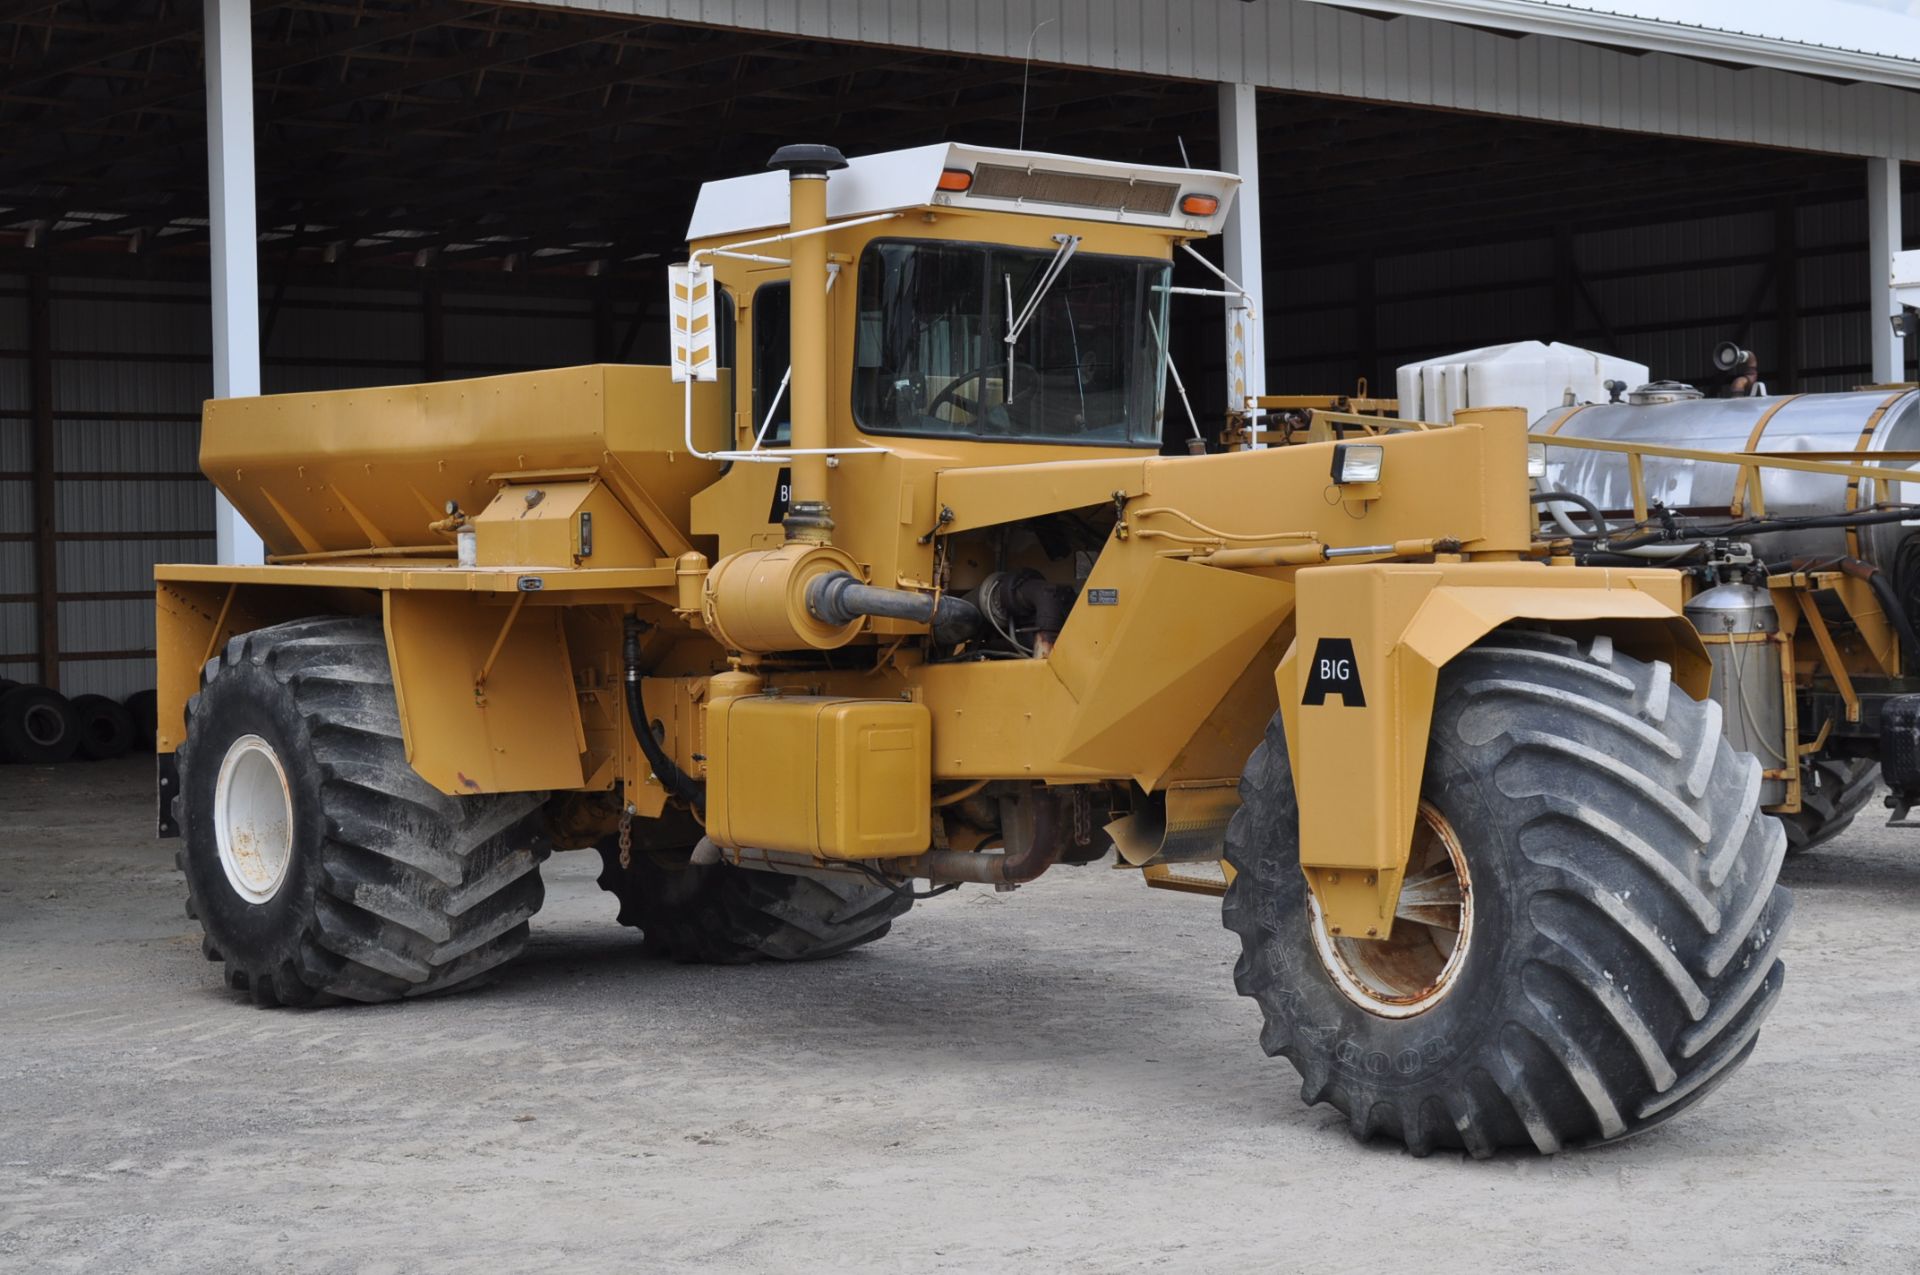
[706,695,932,860]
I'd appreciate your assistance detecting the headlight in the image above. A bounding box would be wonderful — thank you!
[1330,443,1383,485]
[1527,443,1548,479]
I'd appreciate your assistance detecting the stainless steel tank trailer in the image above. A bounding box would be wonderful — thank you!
[1531,363,1920,851]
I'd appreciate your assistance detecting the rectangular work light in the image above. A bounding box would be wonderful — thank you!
[1330,443,1384,486]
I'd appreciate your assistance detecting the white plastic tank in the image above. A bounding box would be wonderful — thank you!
[1397,342,1650,426]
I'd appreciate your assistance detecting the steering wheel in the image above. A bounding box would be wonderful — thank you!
[926,361,1041,428]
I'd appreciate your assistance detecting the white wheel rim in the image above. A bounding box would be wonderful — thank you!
[213,734,296,904]
[23,704,64,747]
[1308,801,1474,1019]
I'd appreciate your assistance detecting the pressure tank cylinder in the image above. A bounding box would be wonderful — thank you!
[1536,389,1920,569]
[1685,582,1789,805]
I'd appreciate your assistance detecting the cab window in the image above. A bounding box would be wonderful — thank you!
[851,238,1170,446]
[751,282,791,446]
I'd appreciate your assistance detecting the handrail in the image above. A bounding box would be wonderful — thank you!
[680,212,901,466]
[1528,433,1920,499]
[1531,431,1920,524]
[1531,432,1920,483]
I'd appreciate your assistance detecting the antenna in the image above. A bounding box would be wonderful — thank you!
[1018,15,1056,151]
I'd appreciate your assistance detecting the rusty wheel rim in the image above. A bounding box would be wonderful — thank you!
[1308,800,1472,1019]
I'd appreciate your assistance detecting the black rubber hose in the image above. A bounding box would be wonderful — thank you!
[622,615,705,813]
[1532,489,1610,538]
[1898,536,1920,652]
[1844,558,1920,672]
[1762,554,1920,675]
[1610,505,1920,550]
[1579,548,1706,568]
[807,572,985,644]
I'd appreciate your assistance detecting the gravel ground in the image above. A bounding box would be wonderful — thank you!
[3,755,1919,1273]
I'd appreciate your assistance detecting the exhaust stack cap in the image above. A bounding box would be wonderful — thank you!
[768,144,848,178]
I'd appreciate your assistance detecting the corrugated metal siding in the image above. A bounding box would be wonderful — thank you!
[528,0,1920,160]
[0,465,25,517]
[0,604,34,665]
[52,659,153,702]
[265,285,418,394]
[1271,194,1894,399]
[263,284,605,391]
[0,272,33,681]
[446,293,597,376]
[59,538,212,595]
[0,270,606,703]
[57,479,211,535]
[33,278,212,699]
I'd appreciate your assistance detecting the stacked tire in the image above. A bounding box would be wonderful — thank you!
[0,681,152,763]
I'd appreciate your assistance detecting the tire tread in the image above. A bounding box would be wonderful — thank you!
[176,616,548,1006]
[595,846,909,964]
[1223,630,1790,1156]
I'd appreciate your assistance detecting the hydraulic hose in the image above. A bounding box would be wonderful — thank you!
[622,615,705,813]
[1579,548,1706,568]
[1539,489,1704,560]
[1797,556,1920,675]
[1533,489,1609,539]
[1610,505,1920,551]
[1759,554,1920,675]
[1840,558,1920,672]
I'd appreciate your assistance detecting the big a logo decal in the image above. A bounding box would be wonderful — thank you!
[767,466,793,524]
[1302,637,1365,707]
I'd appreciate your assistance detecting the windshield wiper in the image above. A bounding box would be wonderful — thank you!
[1148,309,1204,447]
[1003,234,1081,397]
[1063,295,1088,423]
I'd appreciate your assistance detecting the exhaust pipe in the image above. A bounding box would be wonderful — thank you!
[892,788,1063,885]
[767,143,847,544]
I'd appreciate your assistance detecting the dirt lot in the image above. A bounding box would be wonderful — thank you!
[3,755,1918,1273]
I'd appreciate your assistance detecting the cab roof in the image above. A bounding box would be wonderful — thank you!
[686,142,1239,244]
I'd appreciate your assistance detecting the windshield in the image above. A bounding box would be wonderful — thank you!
[853,239,1171,446]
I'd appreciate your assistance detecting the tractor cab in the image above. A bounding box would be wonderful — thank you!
[681,143,1236,454]
[676,141,1239,568]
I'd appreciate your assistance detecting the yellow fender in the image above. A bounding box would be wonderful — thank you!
[1276,559,1708,937]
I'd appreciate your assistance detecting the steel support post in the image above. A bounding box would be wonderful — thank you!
[1217,82,1267,411]
[1868,157,1905,385]
[204,0,264,564]
[28,270,58,689]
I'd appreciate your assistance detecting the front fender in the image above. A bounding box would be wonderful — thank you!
[1276,560,1705,938]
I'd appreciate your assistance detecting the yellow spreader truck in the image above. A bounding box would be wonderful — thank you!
[155,142,1788,1156]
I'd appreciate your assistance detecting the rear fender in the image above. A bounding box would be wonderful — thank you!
[155,579,370,754]
[1277,561,1705,938]
[153,578,585,799]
